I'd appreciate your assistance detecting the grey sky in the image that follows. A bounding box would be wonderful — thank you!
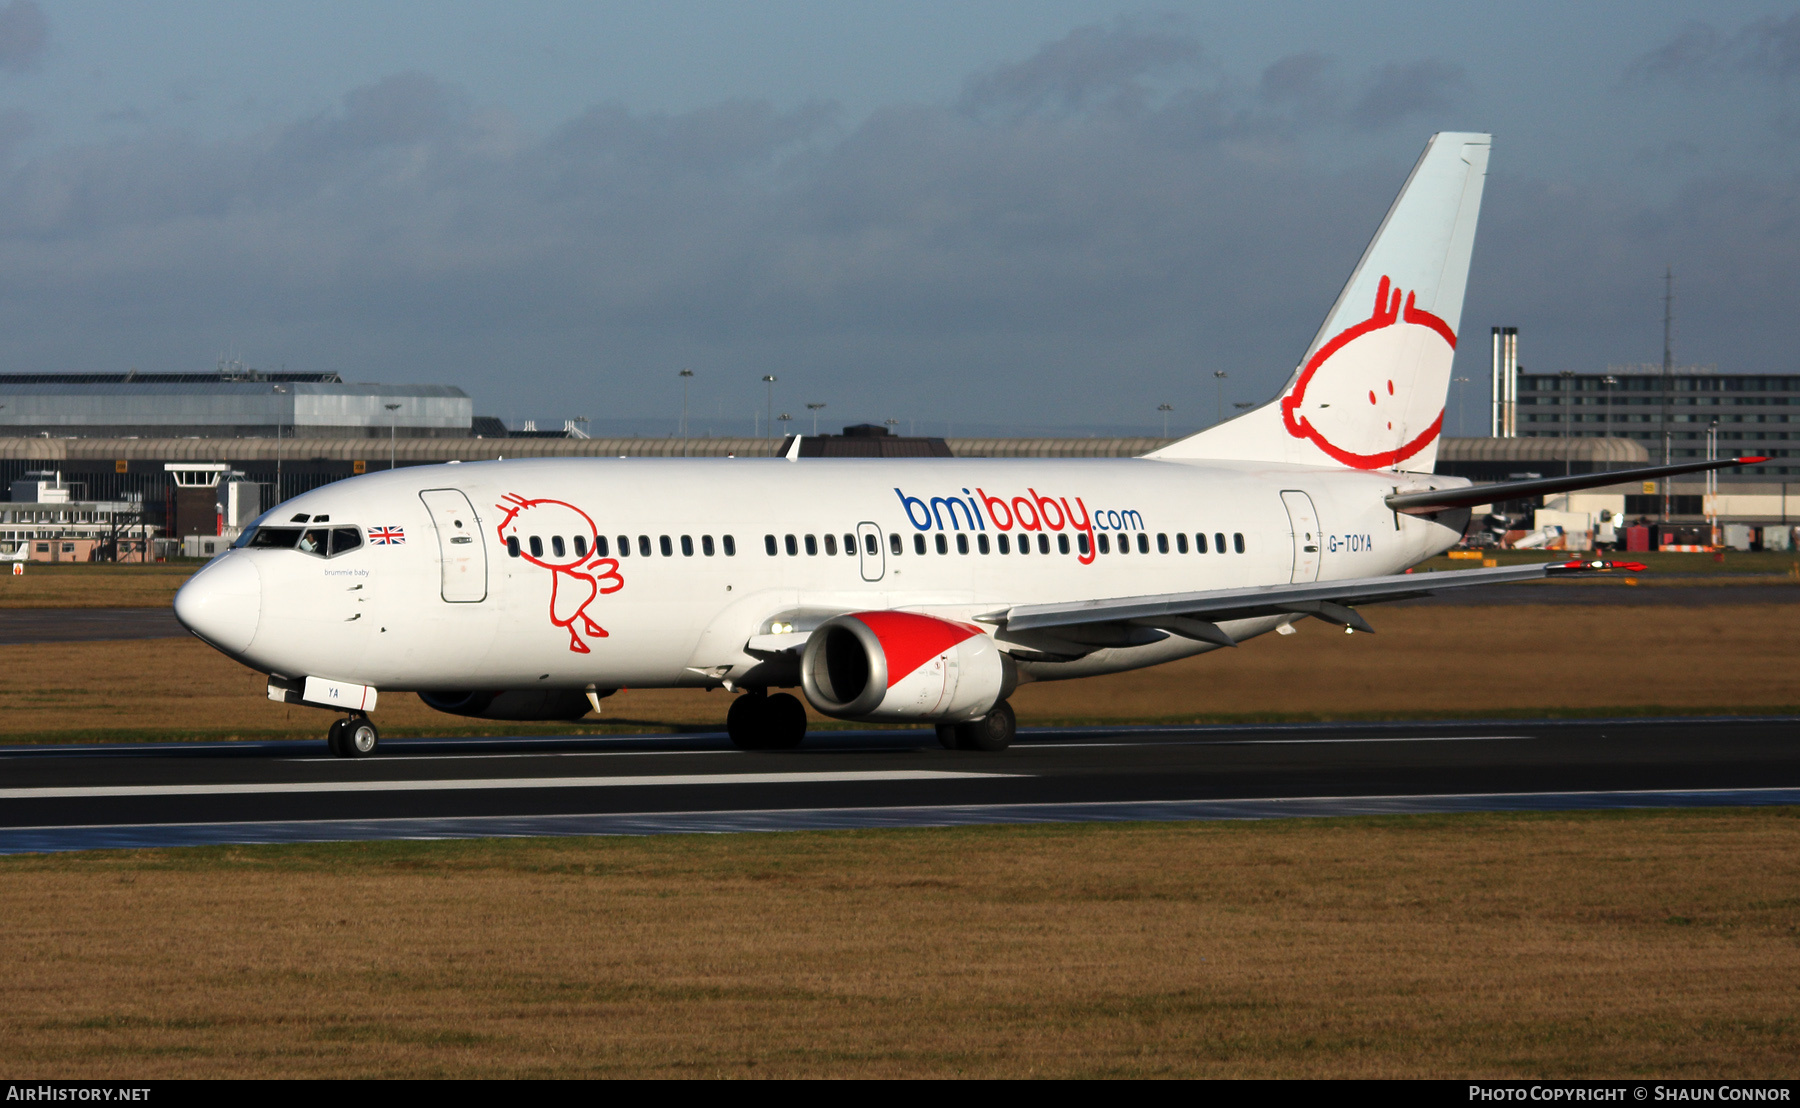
[0,1,1794,436]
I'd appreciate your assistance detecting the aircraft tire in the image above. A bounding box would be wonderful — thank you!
[726,693,769,750]
[326,717,351,758]
[763,693,808,749]
[344,717,379,758]
[955,700,1015,752]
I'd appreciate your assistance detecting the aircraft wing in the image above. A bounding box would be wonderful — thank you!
[989,558,1641,647]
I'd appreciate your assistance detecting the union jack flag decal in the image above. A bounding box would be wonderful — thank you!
[369,526,405,545]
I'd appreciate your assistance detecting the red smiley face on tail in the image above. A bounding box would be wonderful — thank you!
[1279,275,1456,470]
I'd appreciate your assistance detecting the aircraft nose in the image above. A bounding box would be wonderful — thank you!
[173,552,262,654]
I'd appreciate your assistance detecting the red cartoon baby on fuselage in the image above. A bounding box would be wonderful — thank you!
[494,493,623,654]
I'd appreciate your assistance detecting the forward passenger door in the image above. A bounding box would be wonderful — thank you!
[420,488,487,602]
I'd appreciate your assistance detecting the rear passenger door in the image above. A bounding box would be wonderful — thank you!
[419,489,487,602]
[856,521,885,582]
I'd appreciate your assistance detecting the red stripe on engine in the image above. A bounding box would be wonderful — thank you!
[851,611,982,688]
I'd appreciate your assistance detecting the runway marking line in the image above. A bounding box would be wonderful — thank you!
[1030,735,1535,749]
[6,786,1799,841]
[0,769,1020,801]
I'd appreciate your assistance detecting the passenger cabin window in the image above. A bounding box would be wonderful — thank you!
[618,535,631,556]
[659,535,673,557]
[551,536,566,558]
[529,536,544,558]
[765,534,777,556]
[844,533,856,555]
[934,534,948,554]
[824,534,837,556]
[977,534,990,554]
[1137,533,1150,554]
[639,535,652,557]
[1157,533,1169,554]
[997,534,1010,554]
[573,535,587,557]
[1234,533,1246,553]
[914,534,927,555]
[785,534,798,556]
[1214,532,1226,554]
[681,535,694,556]
[1177,533,1189,554]
[889,533,902,555]
[1077,533,1090,555]
[723,535,737,556]
[506,536,520,557]
[1058,534,1070,554]
[956,534,969,554]
[1097,534,1110,554]
[702,535,715,556]
[804,534,818,556]
[1195,533,1208,553]
[595,536,609,557]
[1118,533,1129,554]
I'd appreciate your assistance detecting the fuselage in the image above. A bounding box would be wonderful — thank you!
[176,455,1467,695]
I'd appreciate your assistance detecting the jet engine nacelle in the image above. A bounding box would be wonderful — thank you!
[418,689,596,721]
[800,611,1012,723]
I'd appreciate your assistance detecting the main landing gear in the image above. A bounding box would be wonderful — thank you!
[727,690,808,751]
[936,699,1016,752]
[327,714,379,758]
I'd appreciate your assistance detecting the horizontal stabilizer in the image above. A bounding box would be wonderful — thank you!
[1385,456,1765,515]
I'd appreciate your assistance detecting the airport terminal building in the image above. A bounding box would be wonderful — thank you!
[0,370,473,440]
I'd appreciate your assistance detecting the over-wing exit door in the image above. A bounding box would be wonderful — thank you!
[1280,490,1321,584]
[420,488,487,602]
[856,521,885,582]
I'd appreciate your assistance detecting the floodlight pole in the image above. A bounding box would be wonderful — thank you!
[1157,403,1173,438]
[761,375,777,438]
[678,368,693,438]
[385,403,401,470]
[806,402,826,435]
[1212,371,1228,426]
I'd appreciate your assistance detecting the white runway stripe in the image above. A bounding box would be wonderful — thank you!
[0,769,1016,801]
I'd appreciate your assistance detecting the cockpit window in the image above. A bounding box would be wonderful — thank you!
[243,524,363,558]
[248,527,304,549]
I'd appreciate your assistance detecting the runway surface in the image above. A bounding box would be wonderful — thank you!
[0,607,184,643]
[3,716,1796,853]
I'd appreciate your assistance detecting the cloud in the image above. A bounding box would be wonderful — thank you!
[0,0,46,72]
[1629,14,1800,84]
[957,16,1201,120]
[1348,60,1468,131]
[0,33,1788,435]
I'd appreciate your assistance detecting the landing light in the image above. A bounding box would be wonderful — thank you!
[769,621,795,635]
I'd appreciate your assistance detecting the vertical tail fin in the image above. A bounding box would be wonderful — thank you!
[1149,132,1490,472]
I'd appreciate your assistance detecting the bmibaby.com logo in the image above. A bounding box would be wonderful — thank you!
[894,486,1145,567]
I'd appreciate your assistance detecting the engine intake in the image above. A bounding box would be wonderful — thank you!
[418,689,600,721]
[801,611,1011,723]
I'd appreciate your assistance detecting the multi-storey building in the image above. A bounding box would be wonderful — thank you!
[1514,365,1798,479]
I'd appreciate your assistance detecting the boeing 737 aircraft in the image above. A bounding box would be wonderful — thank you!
[173,133,1752,757]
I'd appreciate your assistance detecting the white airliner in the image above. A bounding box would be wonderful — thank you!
[173,133,1749,757]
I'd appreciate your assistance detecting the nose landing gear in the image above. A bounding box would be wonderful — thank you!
[326,714,380,758]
